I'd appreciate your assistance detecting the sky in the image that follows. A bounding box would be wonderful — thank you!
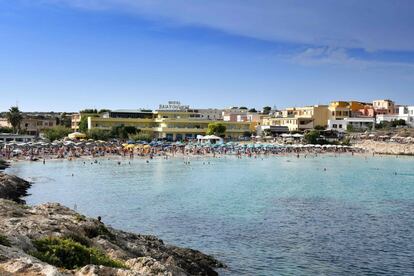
[1,0,414,112]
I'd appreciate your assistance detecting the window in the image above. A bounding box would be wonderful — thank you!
[333,124,337,128]
[339,124,343,129]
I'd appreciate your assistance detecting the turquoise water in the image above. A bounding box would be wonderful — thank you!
[7,155,414,275]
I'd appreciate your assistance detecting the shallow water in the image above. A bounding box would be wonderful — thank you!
[7,155,414,275]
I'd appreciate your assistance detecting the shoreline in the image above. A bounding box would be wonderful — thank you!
[0,161,226,275]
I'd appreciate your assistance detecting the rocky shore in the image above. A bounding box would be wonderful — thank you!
[0,164,225,275]
[354,140,414,155]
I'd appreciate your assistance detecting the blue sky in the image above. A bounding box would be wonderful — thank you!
[1,0,414,112]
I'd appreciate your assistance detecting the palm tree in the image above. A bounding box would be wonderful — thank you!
[6,106,23,134]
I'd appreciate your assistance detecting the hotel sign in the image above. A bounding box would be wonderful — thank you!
[158,101,190,111]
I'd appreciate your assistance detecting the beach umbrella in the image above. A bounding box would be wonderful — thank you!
[68,132,87,139]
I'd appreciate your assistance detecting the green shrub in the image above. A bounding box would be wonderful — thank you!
[83,224,115,240]
[31,237,125,269]
[0,234,11,247]
[130,133,153,142]
[43,126,72,141]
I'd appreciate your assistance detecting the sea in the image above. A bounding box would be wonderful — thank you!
[6,154,414,275]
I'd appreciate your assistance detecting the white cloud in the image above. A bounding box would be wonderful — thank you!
[289,47,414,82]
[37,0,414,52]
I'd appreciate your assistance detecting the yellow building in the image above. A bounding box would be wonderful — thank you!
[87,109,250,140]
[262,105,329,131]
[328,101,351,120]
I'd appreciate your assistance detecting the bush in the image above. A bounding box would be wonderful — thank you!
[110,125,138,140]
[0,234,11,247]
[83,224,115,240]
[43,126,72,141]
[130,133,152,142]
[207,123,226,136]
[0,127,13,133]
[304,130,320,144]
[31,237,125,269]
[87,129,111,141]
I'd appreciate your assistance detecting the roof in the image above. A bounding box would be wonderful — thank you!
[111,109,153,113]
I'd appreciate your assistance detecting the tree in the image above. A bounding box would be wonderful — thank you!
[248,108,257,113]
[43,126,72,141]
[207,123,226,137]
[239,107,248,110]
[304,130,320,144]
[262,106,272,114]
[80,109,98,114]
[346,124,354,132]
[391,119,406,127]
[6,106,23,134]
[314,125,326,131]
[110,125,139,140]
[78,117,89,133]
[98,109,111,114]
[57,112,71,128]
[130,133,153,142]
[0,127,13,133]
[87,129,111,140]
[78,114,99,133]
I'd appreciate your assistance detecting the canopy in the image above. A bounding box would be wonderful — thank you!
[200,135,222,140]
[68,132,87,139]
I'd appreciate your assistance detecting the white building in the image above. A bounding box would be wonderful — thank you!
[195,109,224,120]
[376,105,414,127]
[328,117,375,132]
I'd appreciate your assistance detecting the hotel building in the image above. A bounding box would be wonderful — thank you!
[86,102,251,141]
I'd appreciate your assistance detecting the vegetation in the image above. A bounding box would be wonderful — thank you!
[242,131,252,138]
[79,109,98,114]
[43,126,72,141]
[98,109,111,114]
[239,107,248,110]
[78,114,99,133]
[304,130,320,144]
[56,112,72,128]
[83,224,115,240]
[248,108,257,113]
[31,237,125,269]
[376,119,406,129]
[0,127,13,133]
[207,123,226,137]
[87,129,111,141]
[262,106,272,114]
[130,133,153,142]
[110,125,138,140]
[314,125,326,131]
[0,234,11,247]
[6,106,23,134]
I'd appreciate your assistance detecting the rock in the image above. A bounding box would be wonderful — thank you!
[0,193,225,275]
[0,160,9,171]
[0,173,31,203]
[0,244,66,275]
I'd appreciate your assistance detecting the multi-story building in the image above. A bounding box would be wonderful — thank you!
[328,117,375,132]
[71,112,101,131]
[376,105,414,127]
[328,101,352,120]
[0,116,56,135]
[222,108,249,122]
[373,99,397,115]
[262,105,329,131]
[87,102,251,141]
